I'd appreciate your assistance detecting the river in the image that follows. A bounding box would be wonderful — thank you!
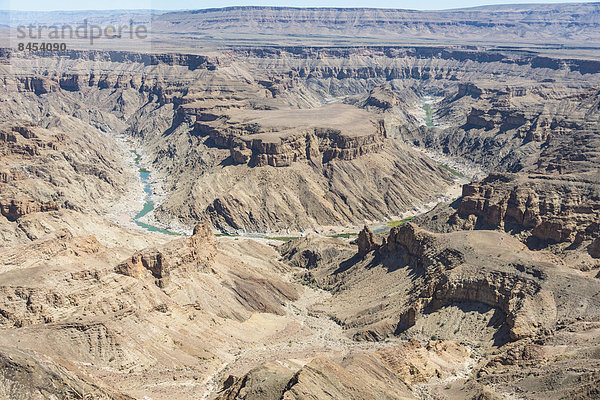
[130,149,180,236]
[124,99,478,240]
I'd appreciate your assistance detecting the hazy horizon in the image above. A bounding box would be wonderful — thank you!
[1,0,598,12]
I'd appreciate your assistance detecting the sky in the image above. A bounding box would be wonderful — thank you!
[1,0,597,11]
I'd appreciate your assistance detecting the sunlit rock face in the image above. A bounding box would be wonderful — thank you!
[1,4,600,400]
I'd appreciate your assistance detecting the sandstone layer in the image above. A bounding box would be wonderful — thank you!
[1,5,600,399]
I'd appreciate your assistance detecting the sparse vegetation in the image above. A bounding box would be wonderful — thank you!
[4,6,600,399]
[423,103,434,127]
[437,162,466,178]
[330,232,358,239]
[130,149,142,164]
[387,216,416,228]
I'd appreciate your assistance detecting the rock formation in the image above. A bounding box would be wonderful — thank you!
[191,105,388,167]
[0,196,59,221]
[446,173,600,250]
[589,237,600,259]
[150,4,600,49]
[380,224,559,341]
[279,234,353,270]
[291,223,600,346]
[357,225,377,256]
[217,340,470,400]
[1,5,600,399]
[116,222,217,284]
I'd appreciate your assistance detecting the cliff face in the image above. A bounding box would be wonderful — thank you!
[401,81,600,173]
[150,5,600,50]
[116,223,218,284]
[0,123,62,156]
[297,222,600,346]
[452,173,600,253]
[7,47,600,102]
[0,197,59,221]
[0,121,133,236]
[193,110,387,167]
[2,49,217,70]
[378,223,557,341]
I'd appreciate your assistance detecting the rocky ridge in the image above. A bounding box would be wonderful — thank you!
[455,173,600,252]
[1,5,600,398]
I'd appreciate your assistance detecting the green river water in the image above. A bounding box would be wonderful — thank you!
[131,150,179,236]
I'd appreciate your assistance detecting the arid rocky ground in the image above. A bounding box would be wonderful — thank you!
[1,4,600,399]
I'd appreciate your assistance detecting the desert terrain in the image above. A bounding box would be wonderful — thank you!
[1,3,600,399]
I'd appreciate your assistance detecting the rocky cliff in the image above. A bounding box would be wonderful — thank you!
[0,196,59,221]
[379,223,558,341]
[283,223,600,346]
[0,120,135,245]
[456,174,600,248]
[1,5,600,399]
[116,223,217,284]
[191,105,387,167]
[150,5,600,50]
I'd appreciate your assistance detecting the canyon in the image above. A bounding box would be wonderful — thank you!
[1,3,600,399]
